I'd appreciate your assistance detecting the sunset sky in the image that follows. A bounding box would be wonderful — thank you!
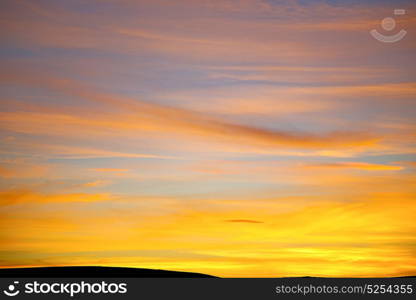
[0,0,415,277]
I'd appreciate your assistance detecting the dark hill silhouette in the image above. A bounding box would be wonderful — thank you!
[0,266,216,278]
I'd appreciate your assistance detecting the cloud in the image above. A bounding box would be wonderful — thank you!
[225,219,264,224]
[140,195,416,277]
[400,161,416,168]
[0,73,380,151]
[302,162,404,171]
[91,168,129,173]
[0,166,15,178]
[173,96,334,116]
[0,162,50,179]
[81,180,111,188]
[0,189,111,207]
[1,180,415,276]
[1,138,177,160]
[0,0,415,278]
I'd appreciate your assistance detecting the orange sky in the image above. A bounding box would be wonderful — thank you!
[0,0,415,277]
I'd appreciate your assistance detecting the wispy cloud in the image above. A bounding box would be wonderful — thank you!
[91,168,129,173]
[0,73,380,151]
[302,162,404,171]
[225,219,264,224]
[0,189,111,206]
[0,0,415,277]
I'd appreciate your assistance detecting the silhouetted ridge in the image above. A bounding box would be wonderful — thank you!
[0,266,216,278]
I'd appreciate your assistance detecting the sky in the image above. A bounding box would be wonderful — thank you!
[0,0,415,277]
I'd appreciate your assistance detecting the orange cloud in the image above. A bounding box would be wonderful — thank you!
[302,162,404,171]
[225,219,264,224]
[0,189,111,207]
[81,180,111,188]
[1,138,176,160]
[0,163,50,179]
[0,75,380,151]
[1,0,415,278]
[3,192,413,277]
[402,161,416,168]
[91,168,129,173]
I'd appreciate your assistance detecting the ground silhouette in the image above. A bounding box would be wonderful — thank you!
[0,266,216,278]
